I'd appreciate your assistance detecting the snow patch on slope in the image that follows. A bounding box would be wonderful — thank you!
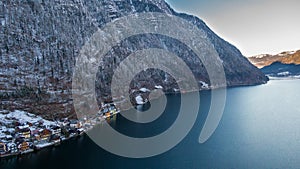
[0,110,55,126]
[135,95,146,105]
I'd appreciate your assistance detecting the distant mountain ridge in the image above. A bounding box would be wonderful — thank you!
[248,50,300,68]
[261,62,300,78]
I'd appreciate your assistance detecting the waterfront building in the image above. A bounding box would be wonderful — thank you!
[39,129,52,143]
[16,126,31,139]
[50,125,61,136]
[7,142,18,153]
[17,141,30,152]
[0,142,7,154]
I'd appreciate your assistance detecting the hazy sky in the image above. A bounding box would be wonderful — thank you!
[165,0,300,57]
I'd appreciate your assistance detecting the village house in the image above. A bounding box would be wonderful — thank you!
[17,141,30,152]
[16,125,31,140]
[68,128,78,136]
[0,102,120,158]
[0,134,5,141]
[69,120,82,129]
[5,135,13,142]
[0,142,7,154]
[50,125,61,136]
[7,142,18,153]
[33,120,45,128]
[38,129,52,143]
[58,119,70,127]
[31,129,41,144]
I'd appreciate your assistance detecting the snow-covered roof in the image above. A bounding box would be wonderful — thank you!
[17,125,30,130]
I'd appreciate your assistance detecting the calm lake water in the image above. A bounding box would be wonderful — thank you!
[1,79,300,169]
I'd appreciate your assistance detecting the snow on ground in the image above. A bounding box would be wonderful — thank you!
[0,133,6,139]
[1,20,5,26]
[135,95,145,105]
[0,110,55,126]
[200,81,209,89]
[0,125,13,140]
[277,71,290,76]
[139,88,150,92]
[0,110,56,139]
[253,54,268,59]
[154,85,163,89]
[173,88,180,92]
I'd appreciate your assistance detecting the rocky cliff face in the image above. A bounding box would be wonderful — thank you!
[248,50,300,68]
[0,0,268,119]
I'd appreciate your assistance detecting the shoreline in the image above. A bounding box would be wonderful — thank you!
[116,81,269,112]
[267,76,300,80]
[0,106,120,159]
[0,81,272,159]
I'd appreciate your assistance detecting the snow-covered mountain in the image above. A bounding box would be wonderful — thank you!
[0,0,268,119]
[248,50,300,68]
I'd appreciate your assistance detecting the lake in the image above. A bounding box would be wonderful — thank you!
[1,79,300,169]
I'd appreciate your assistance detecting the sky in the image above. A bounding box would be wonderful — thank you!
[165,0,300,57]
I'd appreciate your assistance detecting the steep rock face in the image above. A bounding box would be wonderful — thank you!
[248,50,300,68]
[172,13,268,86]
[0,0,267,119]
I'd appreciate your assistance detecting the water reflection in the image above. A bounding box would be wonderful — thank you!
[1,80,300,169]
